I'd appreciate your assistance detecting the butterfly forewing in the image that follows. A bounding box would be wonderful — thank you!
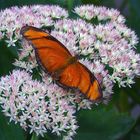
[21,26,72,74]
[21,26,71,56]
[36,48,70,73]
[21,26,50,40]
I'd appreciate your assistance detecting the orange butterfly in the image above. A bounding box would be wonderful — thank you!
[20,26,102,101]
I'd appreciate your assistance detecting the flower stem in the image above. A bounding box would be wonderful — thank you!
[67,0,74,13]
[31,133,38,140]
[26,132,32,140]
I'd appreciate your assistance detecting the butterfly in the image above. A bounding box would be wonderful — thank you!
[20,25,102,101]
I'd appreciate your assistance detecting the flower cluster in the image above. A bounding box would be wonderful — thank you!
[0,4,140,140]
[0,5,68,45]
[74,5,125,23]
[0,70,77,139]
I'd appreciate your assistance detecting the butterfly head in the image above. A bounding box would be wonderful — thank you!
[20,25,31,37]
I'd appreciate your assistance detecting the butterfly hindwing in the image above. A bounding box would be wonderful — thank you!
[59,62,102,100]
[77,63,102,100]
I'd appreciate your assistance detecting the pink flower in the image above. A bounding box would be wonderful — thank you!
[74,5,125,23]
[0,5,68,42]
[0,70,77,139]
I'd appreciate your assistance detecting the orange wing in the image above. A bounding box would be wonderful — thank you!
[21,25,102,101]
[20,26,72,74]
[58,62,102,101]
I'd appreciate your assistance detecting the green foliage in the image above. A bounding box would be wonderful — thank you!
[0,42,17,76]
[0,111,25,140]
[0,0,140,140]
[75,106,135,140]
[131,134,140,140]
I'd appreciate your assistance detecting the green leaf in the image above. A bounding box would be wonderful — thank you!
[31,133,39,140]
[128,0,140,52]
[129,0,140,16]
[0,42,16,76]
[81,0,101,5]
[0,111,25,140]
[131,134,140,140]
[75,106,135,140]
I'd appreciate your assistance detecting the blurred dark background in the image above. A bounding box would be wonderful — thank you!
[0,0,140,140]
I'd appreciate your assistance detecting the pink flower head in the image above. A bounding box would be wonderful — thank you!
[0,70,77,139]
